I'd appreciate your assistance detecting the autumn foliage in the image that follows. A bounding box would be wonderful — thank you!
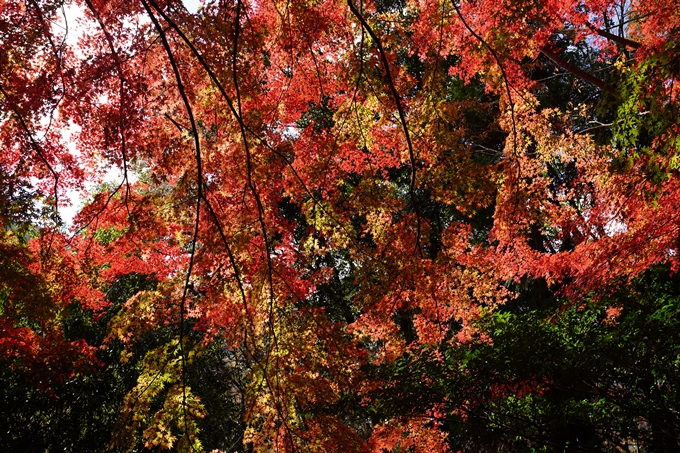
[2,0,680,451]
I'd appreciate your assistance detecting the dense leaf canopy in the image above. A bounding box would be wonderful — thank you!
[2,0,680,451]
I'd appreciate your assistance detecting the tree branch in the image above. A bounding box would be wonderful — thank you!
[540,46,618,96]
[588,23,641,49]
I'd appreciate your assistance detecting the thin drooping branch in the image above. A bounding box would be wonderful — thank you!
[139,1,200,448]
[83,0,133,215]
[448,0,526,225]
[449,0,518,156]
[231,3,297,449]
[0,83,60,219]
[230,0,276,324]
[144,0,274,378]
[140,1,390,359]
[144,0,274,316]
[26,0,68,144]
[347,0,423,257]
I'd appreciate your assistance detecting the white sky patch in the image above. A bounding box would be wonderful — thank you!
[53,1,87,52]
[58,122,87,227]
[63,168,130,225]
[282,125,300,140]
[59,121,139,228]
[182,0,201,14]
[604,218,628,236]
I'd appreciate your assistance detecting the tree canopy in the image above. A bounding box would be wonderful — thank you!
[2,0,680,451]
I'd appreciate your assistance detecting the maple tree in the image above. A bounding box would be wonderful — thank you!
[2,0,680,451]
